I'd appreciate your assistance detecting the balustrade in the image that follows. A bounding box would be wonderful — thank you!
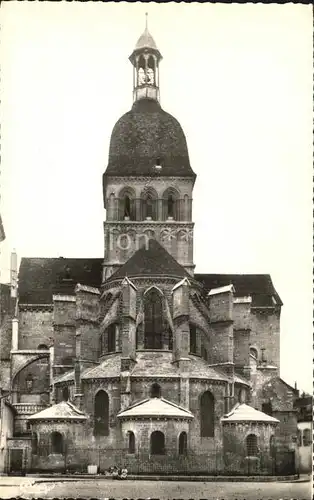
[13,403,47,415]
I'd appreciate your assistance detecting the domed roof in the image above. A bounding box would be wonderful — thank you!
[104,98,195,178]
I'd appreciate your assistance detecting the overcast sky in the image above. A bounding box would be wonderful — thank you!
[0,3,312,392]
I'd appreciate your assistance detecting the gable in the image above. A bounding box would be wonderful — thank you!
[106,239,190,282]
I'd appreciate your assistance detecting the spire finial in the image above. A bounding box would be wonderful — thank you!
[145,12,148,31]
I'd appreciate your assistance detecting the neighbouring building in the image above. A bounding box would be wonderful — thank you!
[0,22,300,476]
[294,394,312,473]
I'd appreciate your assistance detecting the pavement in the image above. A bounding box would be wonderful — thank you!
[0,474,311,500]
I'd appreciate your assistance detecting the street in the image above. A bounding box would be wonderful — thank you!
[0,478,311,500]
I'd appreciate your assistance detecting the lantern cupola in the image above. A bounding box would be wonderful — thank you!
[129,14,162,103]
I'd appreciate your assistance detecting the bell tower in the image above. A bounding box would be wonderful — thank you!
[102,17,196,283]
[129,14,162,103]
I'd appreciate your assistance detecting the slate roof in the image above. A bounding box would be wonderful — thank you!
[53,352,249,386]
[117,397,194,419]
[221,403,279,423]
[103,98,196,180]
[135,27,158,51]
[195,273,282,307]
[18,257,103,304]
[106,239,191,282]
[53,370,75,384]
[17,255,282,309]
[28,401,87,421]
[82,355,121,380]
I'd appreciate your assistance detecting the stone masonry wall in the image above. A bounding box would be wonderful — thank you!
[18,309,53,350]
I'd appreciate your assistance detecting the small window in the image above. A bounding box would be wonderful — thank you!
[51,432,63,454]
[246,434,258,457]
[201,344,208,361]
[303,428,311,447]
[150,431,165,455]
[128,431,135,454]
[238,388,246,403]
[150,383,161,398]
[179,432,187,455]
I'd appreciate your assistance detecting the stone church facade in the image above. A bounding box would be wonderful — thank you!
[0,24,299,476]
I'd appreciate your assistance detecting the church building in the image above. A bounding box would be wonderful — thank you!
[0,22,299,476]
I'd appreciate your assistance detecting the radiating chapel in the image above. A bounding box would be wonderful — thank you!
[0,22,299,475]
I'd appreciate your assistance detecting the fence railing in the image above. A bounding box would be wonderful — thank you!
[28,446,297,477]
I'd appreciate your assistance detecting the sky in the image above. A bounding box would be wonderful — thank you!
[0,2,312,393]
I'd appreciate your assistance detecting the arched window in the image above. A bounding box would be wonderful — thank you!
[150,431,165,455]
[150,383,161,398]
[138,55,146,85]
[246,434,258,456]
[31,433,38,455]
[51,432,63,454]
[250,347,258,360]
[162,188,179,220]
[189,325,197,354]
[128,431,135,454]
[178,432,187,455]
[144,195,153,219]
[144,289,163,349]
[107,323,116,353]
[119,188,135,221]
[94,390,109,436]
[37,344,48,350]
[141,189,157,220]
[62,386,69,402]
[147,56,155,85]
[200,391,215,437]
[167,195,174,218]
[124,195,131,218]
[262,401,273,416]
[270,435,276,457]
